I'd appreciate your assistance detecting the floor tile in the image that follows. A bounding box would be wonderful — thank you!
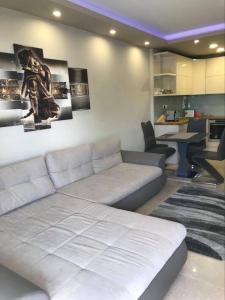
[137,177,225,300]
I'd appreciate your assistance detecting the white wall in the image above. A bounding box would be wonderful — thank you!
[0,7,151,166]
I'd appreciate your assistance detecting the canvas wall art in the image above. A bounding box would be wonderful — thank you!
[0,44,73,132]
[69,68,90,111]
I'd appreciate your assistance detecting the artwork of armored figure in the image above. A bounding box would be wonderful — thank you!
[17,49,60,124]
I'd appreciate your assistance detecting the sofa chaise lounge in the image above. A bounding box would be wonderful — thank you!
[0,136,187,300]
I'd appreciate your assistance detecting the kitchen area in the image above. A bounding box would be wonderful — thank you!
[153,51,225,164]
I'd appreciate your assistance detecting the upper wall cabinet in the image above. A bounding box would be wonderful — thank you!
[206,57,225,94]
[192,59,206,95]
[176,56,192,95]
[154,52,177,96]
[154,52,225,96]
[154,52,192,96]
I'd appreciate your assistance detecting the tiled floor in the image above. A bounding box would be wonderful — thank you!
[137,174,225,300]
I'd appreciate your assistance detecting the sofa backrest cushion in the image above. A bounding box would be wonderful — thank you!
[46,144,94,188]
[92,136,122,173]
[0,157,55,216]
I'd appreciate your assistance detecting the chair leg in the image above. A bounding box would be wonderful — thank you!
[193,157,224,184]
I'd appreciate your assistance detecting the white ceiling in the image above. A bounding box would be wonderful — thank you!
[0,0,224,57]
[76,0,225,34]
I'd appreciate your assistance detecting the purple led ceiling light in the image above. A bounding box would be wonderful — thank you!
[68,0,165,37]
[164,23,225,41]
[69,0,225,41]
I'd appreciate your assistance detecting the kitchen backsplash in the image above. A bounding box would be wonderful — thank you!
[188,95,225,116]
[154,94,225,120]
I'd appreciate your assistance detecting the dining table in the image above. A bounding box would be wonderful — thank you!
[156,132,207,178]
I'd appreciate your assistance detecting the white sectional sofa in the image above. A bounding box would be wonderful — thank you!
[0,136,187,300]
[46,136,166,211]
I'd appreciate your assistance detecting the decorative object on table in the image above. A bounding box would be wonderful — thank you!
[184,109,195,118]
[68,68,90,111]
[150,185,225,260]
[0,44,73,132]
[166,110,177,121]
[156,114,166,123]
[141,120,176,158]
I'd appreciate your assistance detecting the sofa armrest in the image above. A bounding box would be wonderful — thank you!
[0,266,49,300]
[121,150,165,170]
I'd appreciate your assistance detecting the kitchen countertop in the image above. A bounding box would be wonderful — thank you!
[155,115,225,125]
[203,115,225,120]
[155,119,189,125]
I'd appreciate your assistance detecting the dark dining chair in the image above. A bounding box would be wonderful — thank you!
[193,129,225,184]
[187,118,207,134]
[141,121,176,158]
[187,118,207,162]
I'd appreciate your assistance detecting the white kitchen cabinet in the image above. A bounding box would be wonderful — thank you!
[177,75,192,95]
[154,52,192,96]
[154,52,225,96]
[206,57,225,76]
[206,57,225,94]
[192,59,206,95]
[176,56,192,77]
[206,76,225,94]
[176,58,192,94]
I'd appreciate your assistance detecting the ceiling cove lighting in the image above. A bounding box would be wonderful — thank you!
[52,10,61,17]
[68,1,225,41]
[217,47,225,53]
[194,39,199,44]
[67,0,167,38]
[209,43,218,49]
[109,29,117,35]
[164,23,225,40]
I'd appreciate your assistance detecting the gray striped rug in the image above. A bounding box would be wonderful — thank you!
[150,186,225,260]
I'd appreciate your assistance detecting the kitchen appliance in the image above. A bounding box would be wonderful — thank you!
[166,110,177,121]
[184,110,195,118]
[209,119,225,140]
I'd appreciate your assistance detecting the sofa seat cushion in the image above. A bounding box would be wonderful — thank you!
[0,157,55,216]
[0,195,186,300]
[58,163,162,205]
[102,162,163,188]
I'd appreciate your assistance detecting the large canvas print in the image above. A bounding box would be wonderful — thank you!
[69,68,90,111]
[0,44,73,132]
[13,44,73,131]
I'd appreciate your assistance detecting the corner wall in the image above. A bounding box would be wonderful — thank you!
[0,7,151,166]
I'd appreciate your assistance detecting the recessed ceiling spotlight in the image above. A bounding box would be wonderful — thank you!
[52,10,61,17]
[193,59,197,61]
[109,29,117,35]
[216,47,225,53]
[209,43,218,49]
[194,40,199,44]
[144,41,150,46]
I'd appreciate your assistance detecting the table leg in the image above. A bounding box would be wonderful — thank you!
[177,142,191,177]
